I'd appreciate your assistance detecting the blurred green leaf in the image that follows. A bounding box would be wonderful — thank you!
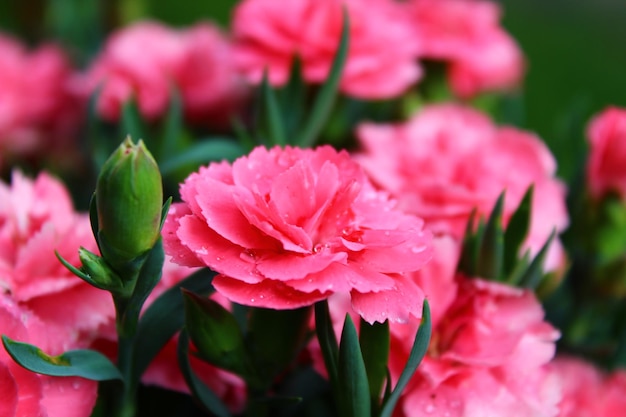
[477,192,505,280]
[260,71,287,146]
[177,330,232,417]
[359,319,389,410]
[314,300,339,393]
[2,335,122,381]
[504,186,533,276]
[159,139,246,176]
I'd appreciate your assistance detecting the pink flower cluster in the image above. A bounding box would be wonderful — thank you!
[83,21,246,124]
[0,33,80,167]
[392,276,561,417]
[586,106,626,200]
[404,0,524,97]
[356,104,569,272]
[550,356,626,417]
[0,171,112,417]
[164,145,433,324]
[232,0,422,99]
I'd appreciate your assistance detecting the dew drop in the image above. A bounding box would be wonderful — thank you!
[215,256,222,261]
[259,295,264,299]
[313,243,324,253]
[424,404,435,414]
[384,231,390,236]
[72,381,81,390]
[411,246,426,254]
[250,298,256,303]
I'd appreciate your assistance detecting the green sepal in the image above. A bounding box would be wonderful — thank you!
[359,318,389,410]
[337,314,371,417]
[314,300,339,393]
[77,248,123,292]
[182,289,253,378]
[260,70,287,146]
[2,335,122,381]
[132,268,217,382]
[159,197,172,232]
[380,300,432,417]
[477,192,505,281]
[296,8,349,147]
[247,306,311,390]
[159,139,246,177]
[177,330,231,417]
[503,186,533,276]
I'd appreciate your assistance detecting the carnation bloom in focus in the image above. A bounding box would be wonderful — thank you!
[164,145,433,324]
[585,106,626,200]
[0,171,113,347]
[82,20,246,125]
[403,0,524,97]
[232,0,422,99]
[0,32,81,167]
[356,104,568,273]
[391,277,561,417]
[549,356,626,417]
[0,295,97,417]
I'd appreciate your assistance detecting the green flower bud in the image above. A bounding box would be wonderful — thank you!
[78,247,123,293]
[96,136,163,273]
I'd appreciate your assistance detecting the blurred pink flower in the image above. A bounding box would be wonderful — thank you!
[586,106,626,200]
[0,32,81,167]
[232,0,422,99]
[164,145,432,324]
[0,171,113,347]
[391,277,561,417]
[356,104,568,273]
[404,0,524,97]
[0,294,97,417]
[550,356,626,417]
[82,21,246,125]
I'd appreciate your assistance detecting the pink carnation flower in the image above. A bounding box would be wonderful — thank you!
[356,104,568,273]
[404,0,524,97]
[0,171,113,346]
[164,145,433,324]
[0,32,81,166]
[232,0,422,99]
[586,106,626,200]
[82,21,246,124]
[550,356,626,417]
[391,277,561,417]
[0,294,97,417]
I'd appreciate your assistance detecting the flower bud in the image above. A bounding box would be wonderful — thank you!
[96,136,163,273]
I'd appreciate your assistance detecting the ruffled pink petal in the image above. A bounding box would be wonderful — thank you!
[39,376,97,417]
[255,250,347,281]
[0,363,18,416]
[213,275,329,309]
[162,204,205,268]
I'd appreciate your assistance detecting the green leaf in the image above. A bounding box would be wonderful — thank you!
[120,98,147,145]
[159,197,173,232]
[314,300,339,393]
[504,186,533,276]
[247,307,311,387]
[337,315,371,417]
[118,239,165,334]
[459,209,479,276]
[182,290,253,378]
[296,8,349,147]
[518,229,557,289]
[260,71,287,146]
[132,268,217,381]
[477,192,505,281]
[177,330,231,417]
[380,300,431,417]
[161,87,183,159]
[2,335,122,381]
[280,56,306,139]
[159,139,246,176]
[231,116,256,151]
[359,319,389,408]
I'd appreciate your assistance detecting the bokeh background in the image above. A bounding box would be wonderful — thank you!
[1,0,625,181]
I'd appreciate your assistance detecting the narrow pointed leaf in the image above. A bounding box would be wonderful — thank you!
[506,250,532,285]
[380,300,431,417]
[177,331,231,417]
[159,139,246,176]
[161,87,183,158]
[504,186,533,276]
[297,9,349,147]
[132,268,217,381]
[120,98,147,145]
[315,300,339,392]
[359,318,389,405]
[159,198,172,232]
[477,192,505,281]
[459,209,478,276]
[518,229,557,289]
[2,336,122,381]
[231,116,256,150]
[337,315,370,417]
[280,56,306,139]
[260,71,287,145]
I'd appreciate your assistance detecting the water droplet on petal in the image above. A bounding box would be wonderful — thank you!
[250,298,255,303]
[72,381,81,390]
[424,404,435,414]
[411,246,426,254]
[215,256,222,261]
[313,243,324,253]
